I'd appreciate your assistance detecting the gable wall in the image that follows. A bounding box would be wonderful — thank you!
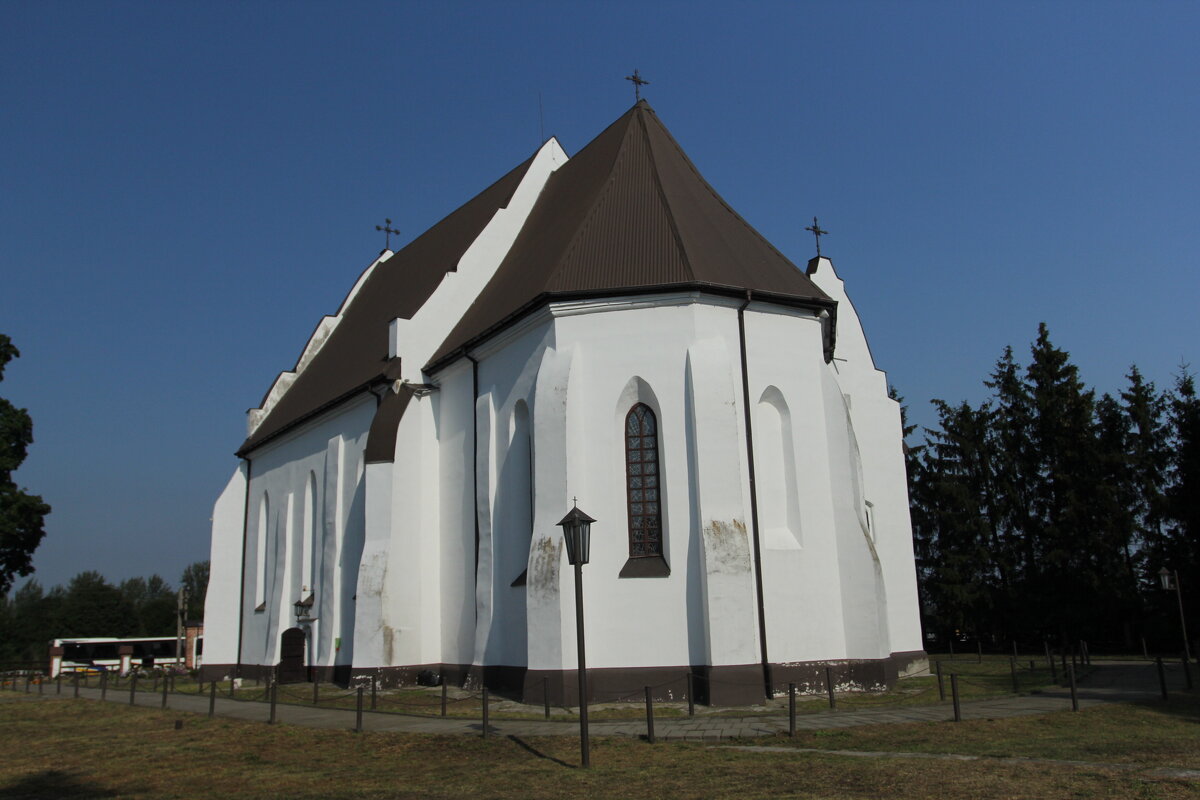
[235,395,374,674]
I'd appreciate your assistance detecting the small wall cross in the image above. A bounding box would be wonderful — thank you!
[376,218,400,250]
[805,216,829,258]
[625,69,650,102]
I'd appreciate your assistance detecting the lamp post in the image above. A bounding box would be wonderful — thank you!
[1160,568,1192,663]
[558,501,596,769]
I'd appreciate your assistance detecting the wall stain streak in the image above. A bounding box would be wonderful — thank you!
[703,519,751,574]
[528,536,562,601]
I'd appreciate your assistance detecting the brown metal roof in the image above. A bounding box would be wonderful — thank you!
[238,154,535,455]
[425,101,833,371]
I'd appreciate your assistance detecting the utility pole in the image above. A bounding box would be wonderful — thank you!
[176,586,190,669]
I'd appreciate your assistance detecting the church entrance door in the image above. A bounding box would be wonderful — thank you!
[278,627,307,683]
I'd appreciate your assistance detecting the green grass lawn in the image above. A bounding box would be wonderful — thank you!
[1,689,1197,799]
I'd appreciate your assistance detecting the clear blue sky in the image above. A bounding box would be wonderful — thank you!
[3,2,1197,592]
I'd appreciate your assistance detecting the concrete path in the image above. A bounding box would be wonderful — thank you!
[32,660,1189,742]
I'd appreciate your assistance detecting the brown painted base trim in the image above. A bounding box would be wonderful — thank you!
[341,650,929,706]
[198,662,353,686]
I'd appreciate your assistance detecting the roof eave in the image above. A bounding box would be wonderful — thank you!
[423,283,837,375]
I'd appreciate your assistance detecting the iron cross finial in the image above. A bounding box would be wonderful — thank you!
[625,69,649,102]
[805,216,829,258]
[376,218,400,250]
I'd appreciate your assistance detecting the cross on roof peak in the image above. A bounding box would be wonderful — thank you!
[376,218,400,250]
[805,216,829,258]
[625,69,649,103]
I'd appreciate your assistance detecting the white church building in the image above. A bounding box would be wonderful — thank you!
[202,101,925,704]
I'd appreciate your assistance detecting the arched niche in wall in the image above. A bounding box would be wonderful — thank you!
[254,493,270,609]
[301,471,317,597]
[614,376,670,577]
[505,399,534,586]
[756,385,802,550]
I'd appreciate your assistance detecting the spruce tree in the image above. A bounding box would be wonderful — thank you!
[1119,367,1170,585]
[1164,368,1200,641]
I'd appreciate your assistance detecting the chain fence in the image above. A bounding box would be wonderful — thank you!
[7,649,1195,737]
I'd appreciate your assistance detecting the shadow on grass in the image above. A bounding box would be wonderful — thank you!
[1128,693,1200,723]
[507,735,577,769]
[0,769,122,799]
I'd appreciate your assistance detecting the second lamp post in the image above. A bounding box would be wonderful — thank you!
[558,501,596,768]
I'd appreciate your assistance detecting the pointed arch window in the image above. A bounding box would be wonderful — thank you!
[625,403,663,558]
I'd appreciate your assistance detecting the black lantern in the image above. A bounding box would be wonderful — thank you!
[557,503,596,566]
[1160,567,1175,591]
[1160,567,1192,664]
[294,594,314,622]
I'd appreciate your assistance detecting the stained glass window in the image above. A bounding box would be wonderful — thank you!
[624,403,662,557]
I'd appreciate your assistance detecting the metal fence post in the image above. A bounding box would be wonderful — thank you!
[209,681,216,718]
[686,672,695,717]
[355,687,364,733]
[544,677,551,719]
[1049,651,1058,684]
[1068,664,1078,711]
[977,640,983,664]
[313,679,319,706]
[788,682,796,738]
[1183,654,1194,691]
[935,659,944,701]
[268,679,277,725]
[1010,657,1019,694]
[951,674,961,722]
[826,666,837,709]
[101,672,108,702]
[441,679,448,717]
[129,674,136,705]
[371,675,378,711]
[1156,656,1168,701]
[481,686,490,739]
[56,674,61,695]
[161,673,169,709]
[644,686,655,744]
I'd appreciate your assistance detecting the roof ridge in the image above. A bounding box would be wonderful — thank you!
[635,106,696,281]
[642,107,803,275]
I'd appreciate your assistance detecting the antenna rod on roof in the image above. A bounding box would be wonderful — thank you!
[625,69,649,103]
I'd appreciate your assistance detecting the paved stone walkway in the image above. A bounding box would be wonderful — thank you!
[32,660,1189,742]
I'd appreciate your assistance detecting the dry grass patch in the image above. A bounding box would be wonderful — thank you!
[0,695,1197,799]
[769,694,1200,769]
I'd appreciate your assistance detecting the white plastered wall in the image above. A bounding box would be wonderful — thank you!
[236,395,374,672]
[742,303,850,663]
[203,463,249,672]
[808,257,924,657]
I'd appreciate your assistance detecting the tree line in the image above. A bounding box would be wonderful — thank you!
[0,561,208,663]
[903,323,1198,652]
